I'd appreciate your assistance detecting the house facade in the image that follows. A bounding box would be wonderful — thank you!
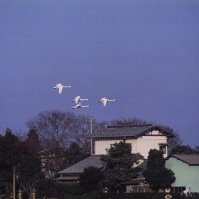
[165,154,199,193]
[90,124,174,158]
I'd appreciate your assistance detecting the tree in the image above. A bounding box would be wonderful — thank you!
[64,142,89,168]
[0,128,24,198]
[194,146,199,154]
[170,144,195,154]
[143,149,175,191]
[18,130,44,198]
[100,140,137,193]
[79,166,104,191]
[23,129,41,154]
[0,128,43,199]
[26,110,92,174]
[26,110,112,176]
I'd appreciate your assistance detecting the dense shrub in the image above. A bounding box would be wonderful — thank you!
[36,178,56,198]
[79,166,104,191]
[98,192,199,199]
[56,182,85,195]
[36,180,86,199]
[35,179,199,199]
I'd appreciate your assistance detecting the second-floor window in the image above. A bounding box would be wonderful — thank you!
[159,144,167,154]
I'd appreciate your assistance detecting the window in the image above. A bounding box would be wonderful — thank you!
[159,144,167,154]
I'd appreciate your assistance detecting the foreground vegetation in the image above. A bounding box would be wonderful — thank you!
[35,180,199,199]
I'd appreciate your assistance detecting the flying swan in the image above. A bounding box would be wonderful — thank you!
[72,96,89,104]
[72,103,89,109]
[53,83,72,94]
[99,97,116,106]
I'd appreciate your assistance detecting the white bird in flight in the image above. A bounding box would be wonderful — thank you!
[72,96,89,104]
[53,83,72,94]
[72,103,89,109]
[99,97,116,106]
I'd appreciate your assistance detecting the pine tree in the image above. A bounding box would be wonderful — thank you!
[79,166,104,191]
[100,140,137,193]
[143,149,175,191]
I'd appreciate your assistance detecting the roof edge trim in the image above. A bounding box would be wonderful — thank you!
[106,124,155,128]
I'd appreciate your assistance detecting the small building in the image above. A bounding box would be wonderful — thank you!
[123,178,151,193]
[57,155,104,182]
[165,154,199,193]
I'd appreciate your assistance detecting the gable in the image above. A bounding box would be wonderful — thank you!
[168,154,199,166]
[166,154,199,192]
[145,130,164,136]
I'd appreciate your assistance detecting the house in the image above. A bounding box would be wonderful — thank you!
[57,124,174,182]
[165,154,199,193]
[90,124,174,158]
[57,155,104,181]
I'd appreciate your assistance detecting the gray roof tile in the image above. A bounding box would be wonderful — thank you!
[89,124,174,139]
[58,155,105,174]
[170,154,199,165]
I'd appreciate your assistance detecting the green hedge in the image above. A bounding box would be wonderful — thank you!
[36,180,86,199]
[97,192,199,199]
[35,180,199,199]
[63,192,199,199]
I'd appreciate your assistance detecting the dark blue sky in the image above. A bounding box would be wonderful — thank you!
[0,0,198,146]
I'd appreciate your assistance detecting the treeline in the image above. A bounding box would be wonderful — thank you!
[0,109,198,198]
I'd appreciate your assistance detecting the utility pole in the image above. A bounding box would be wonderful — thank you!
[90,115,93,155]
[13,166,15,199]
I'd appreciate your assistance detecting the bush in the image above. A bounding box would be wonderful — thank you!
[35,179,199,199]
[79,166,104,191]
[55,182,85,195]
[97,192,198,199]
[36,180,86,199]
[36,178,56,198]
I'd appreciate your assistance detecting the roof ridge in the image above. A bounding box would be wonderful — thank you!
[106,124,155,128]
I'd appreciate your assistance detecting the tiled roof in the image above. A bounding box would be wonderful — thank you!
[58,155,105,174]
[89,124,174,139]
[170,154,199,165]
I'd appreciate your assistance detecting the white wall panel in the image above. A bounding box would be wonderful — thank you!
[94,136,168,158]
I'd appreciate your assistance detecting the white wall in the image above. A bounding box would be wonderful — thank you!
[94,135,168,158]
[136,136,168,158]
